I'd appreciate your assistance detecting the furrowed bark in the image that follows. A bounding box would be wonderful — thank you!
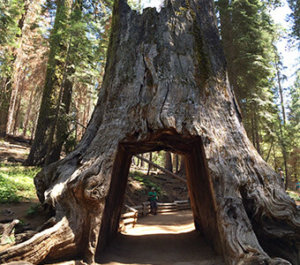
[1,0,299,264]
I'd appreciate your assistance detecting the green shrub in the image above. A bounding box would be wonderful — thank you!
[130,170,161,195]
[26,203,43,216]
[0,175,20,202]
[287,190,300,201]
[0,164,39,203]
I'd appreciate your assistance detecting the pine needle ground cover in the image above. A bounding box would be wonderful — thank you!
[0,165,39,203]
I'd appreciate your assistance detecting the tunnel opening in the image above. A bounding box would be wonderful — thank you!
[119,149,193,236]
[96,130,224,263]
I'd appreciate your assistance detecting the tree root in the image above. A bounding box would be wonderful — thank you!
[0,217,76,264]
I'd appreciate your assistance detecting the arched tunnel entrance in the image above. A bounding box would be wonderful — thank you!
[96,130,223,261]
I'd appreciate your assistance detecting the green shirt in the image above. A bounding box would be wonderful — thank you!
[148,191,157,201]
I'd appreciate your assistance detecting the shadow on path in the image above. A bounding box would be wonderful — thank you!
[97,211,225,265]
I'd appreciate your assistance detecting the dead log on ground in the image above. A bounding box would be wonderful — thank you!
[135,154,186,183]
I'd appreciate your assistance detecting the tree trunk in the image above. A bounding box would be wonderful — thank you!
[174,154,179,173]
[164,152,173,172]
[45,0,83,164]
[254,110,261,155]
[147,152,152,175]
[13,75,26,136]
[178,155,186,176]
[24,0,73,166]
[0,79,12,135]
[5,0,30,136]
[140,153,144,168]
[2,0,299,264]
[22,86,35,137]
[275,56,286,126]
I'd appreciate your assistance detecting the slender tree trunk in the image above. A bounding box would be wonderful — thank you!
[274,56,289,189]
[13,75,26,136]
[0,79,12,135]
[5,0,30,135]
[140,153,144,168]
[174,154,179,173]
[179,155,185,176]
[254,111,261,155]
[164,152,173,172]
[147,152,152,176]
[30,115,39,141]
[251,115,255,148]
[22,86,35,137]
[265,139,273,163]
[6,66,22,135]
[275,58,286,126]
[278,114,289,190]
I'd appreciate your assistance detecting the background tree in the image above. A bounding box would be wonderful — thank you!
[25,0,74,166]
[216,0,277,156]
[287,72,300,182]
[0,0,26,134]
[288,0,300,43]
[25,0,113,165]
[5,0,48,137]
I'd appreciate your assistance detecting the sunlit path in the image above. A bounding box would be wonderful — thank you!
[97,211,225,265]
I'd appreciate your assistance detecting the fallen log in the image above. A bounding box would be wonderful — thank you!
[134,155,187,183]
[0,220,19,245]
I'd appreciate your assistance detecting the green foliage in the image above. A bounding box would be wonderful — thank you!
[0,231,15,244]
[0,0,24,80]
[0,164,39,203]
[64,133,78,154]
[0,0,23,45]
[216,0,281,158]
[27,0,113,165]
[288,0,300,43]
[26,203,43,216]
[287,190,300,201]
[130,170,162,195]
[286,72,300,180]
[151,152,165,167]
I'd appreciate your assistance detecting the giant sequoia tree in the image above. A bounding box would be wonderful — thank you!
[1,0,299,264]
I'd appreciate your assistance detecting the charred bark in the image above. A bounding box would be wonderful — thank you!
[1,0,299,264]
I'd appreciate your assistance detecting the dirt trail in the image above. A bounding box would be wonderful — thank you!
[97,210,225,265]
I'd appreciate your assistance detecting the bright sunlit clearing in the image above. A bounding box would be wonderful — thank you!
[122,211,195,236]
[123,222,194,236]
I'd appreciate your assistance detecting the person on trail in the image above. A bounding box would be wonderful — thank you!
[148,187,158,215]
[296,180,300,191]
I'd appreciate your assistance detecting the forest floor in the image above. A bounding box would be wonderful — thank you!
[0,137,49,235]
[97,210,225,265]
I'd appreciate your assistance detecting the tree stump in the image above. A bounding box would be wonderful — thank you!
[1,0,299,264]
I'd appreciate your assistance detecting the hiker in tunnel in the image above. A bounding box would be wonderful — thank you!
[148,187,158,215]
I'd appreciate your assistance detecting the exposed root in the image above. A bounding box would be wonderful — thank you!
[218,197,294,265]
[0,217,75,264]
